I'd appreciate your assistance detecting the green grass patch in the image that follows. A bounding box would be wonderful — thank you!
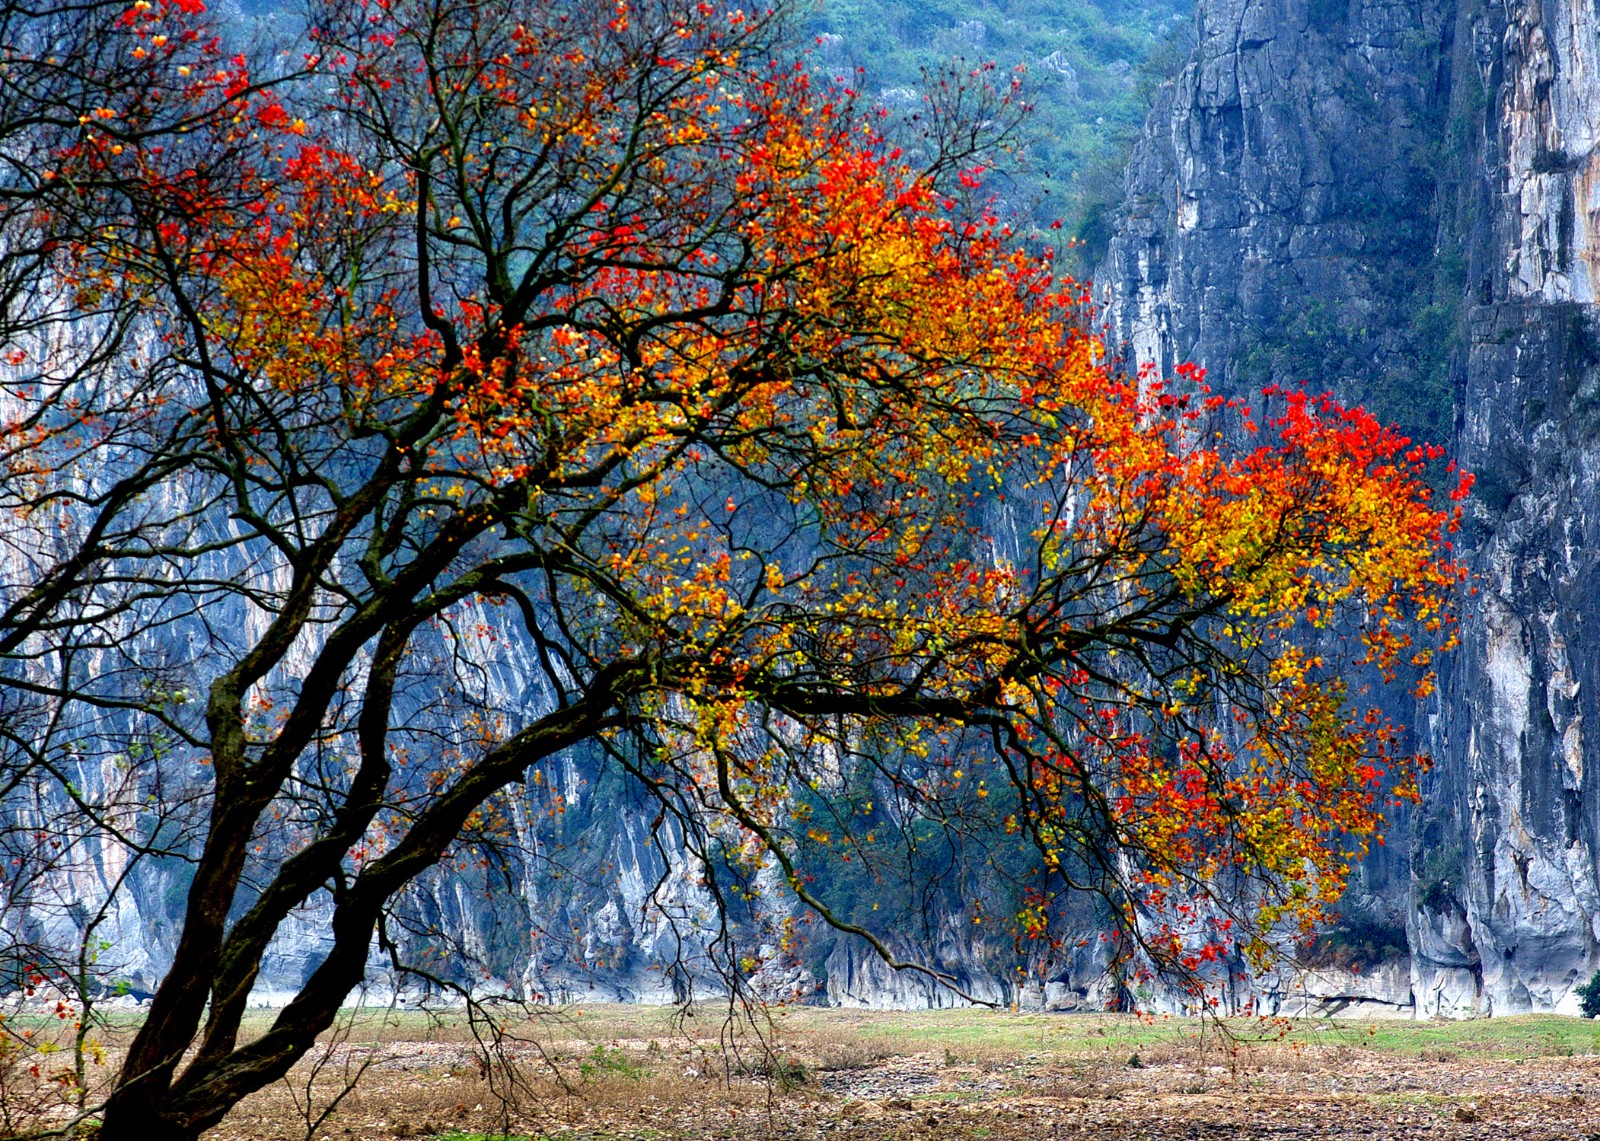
[272,1003,1600,1063]
[1364,1092,1453,1108]
[578,1044,647,1080]
[1321,1013,1600,1057]
[799,1008,1600,1060]
[78,1002,1600,1071]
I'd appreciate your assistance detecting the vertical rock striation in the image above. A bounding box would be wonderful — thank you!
[1097,0,1600,1014]
[18,0,1600,1016]
[1097,0,1458,441]
[1432,0,1600,1015]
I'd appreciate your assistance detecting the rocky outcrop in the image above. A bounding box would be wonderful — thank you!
[1097,0,1459,441]
[1429,0,1600,1018]
[16,0,1600,1019]
[1096,0,1600,1015]
[433,0,1600,1019]
[229,0,1600,1015]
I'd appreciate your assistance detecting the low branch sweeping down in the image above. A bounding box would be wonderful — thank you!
[0,0,1467,1135]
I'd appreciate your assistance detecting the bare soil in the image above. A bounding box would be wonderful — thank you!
[187,1010,1600,1141]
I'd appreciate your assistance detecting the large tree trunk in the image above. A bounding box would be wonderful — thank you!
[98,689,623,1138]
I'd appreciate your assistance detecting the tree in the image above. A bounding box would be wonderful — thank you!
[1577,970,1600,1019]
[0,0,1467,1135]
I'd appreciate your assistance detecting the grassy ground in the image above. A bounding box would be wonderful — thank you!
[18,1006,1600,1139]
[204,1006,1600,1140]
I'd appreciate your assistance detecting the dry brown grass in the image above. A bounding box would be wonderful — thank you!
[8,1006,1600,1139]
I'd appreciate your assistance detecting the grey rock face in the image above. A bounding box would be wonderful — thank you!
[1098,0,1457,442]
[20,0,1600,1020]
[1096,0,1600,1015]
[1433,0,1600,1018]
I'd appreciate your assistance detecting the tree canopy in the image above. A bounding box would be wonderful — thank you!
[0,0,1465,1135]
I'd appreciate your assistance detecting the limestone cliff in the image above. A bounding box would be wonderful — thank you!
[1097,0,1600,1015]
[15,0,1600,1018]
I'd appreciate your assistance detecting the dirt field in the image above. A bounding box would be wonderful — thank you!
[171,1007,1600,1141]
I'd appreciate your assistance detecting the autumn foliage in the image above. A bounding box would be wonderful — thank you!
[0,0,1466,1134]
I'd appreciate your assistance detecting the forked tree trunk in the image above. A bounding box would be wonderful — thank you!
[97,690,623,1137]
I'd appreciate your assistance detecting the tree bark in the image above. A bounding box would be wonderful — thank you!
[98,683,628,1139]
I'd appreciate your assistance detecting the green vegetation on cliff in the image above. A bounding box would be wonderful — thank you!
[807,0,1194,270]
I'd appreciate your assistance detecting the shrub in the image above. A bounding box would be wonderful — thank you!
[1575,970,1600,1018]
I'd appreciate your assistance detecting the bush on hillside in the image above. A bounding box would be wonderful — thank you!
[1574,970,1600,1018]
